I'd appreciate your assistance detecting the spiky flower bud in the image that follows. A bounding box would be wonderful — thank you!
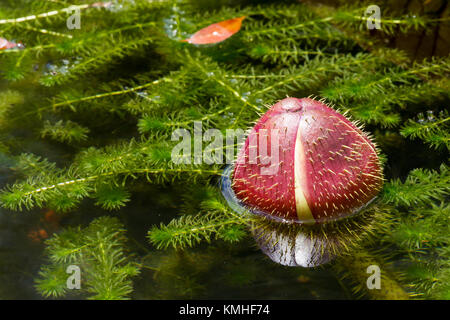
[232,97,383,224]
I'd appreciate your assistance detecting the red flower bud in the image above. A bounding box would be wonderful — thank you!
[232,97,383,224]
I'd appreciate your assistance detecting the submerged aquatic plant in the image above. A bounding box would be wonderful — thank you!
[0,0,448,299]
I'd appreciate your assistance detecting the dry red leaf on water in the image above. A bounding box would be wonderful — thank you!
[28,229,49,243]
[0,37,20,50]
[182,16,246,44]
[27,210,61,243]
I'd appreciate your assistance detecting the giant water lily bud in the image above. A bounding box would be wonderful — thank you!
[231,97,383,225]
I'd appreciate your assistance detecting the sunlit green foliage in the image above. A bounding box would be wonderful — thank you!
[35,216,139,299]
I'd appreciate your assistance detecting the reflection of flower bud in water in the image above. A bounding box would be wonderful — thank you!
[222,97,383,267]
[253,225,334,267]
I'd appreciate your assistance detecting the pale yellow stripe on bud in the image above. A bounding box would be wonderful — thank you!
[294,120,315,223]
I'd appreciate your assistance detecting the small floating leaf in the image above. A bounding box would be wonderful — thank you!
[182,16,246,44]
